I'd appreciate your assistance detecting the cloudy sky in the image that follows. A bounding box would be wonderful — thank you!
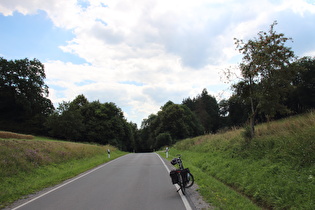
[1,0,315,126]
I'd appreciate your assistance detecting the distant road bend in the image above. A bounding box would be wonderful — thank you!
[10,153,193,210]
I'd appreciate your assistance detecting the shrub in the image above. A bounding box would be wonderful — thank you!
[155,132,172,148]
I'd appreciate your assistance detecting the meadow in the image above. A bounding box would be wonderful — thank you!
[0,133,126,208]
[161,111,315,209]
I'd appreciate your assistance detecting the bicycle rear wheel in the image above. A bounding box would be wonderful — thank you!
[185,172,194,188]
[178,173,186,195]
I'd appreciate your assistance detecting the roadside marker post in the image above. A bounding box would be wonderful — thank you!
[107,149,110,159]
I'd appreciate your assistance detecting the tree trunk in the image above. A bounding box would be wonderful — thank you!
[249,72,255,140]
[249,113,255,139]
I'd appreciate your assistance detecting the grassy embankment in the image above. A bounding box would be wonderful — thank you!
[0,132,127,208]
[160,111,314,209]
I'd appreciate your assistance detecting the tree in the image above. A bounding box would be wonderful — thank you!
[286,56,315,113]
[155,132,172,149]
[219,95,248,128]
[69,94,89,111]
[233,21,297,139]
[0,57,54,133]
[182,89,220,133]
[45,101,85,140]
[81,101,124,145]
[197,89,220,133]
[124,121,137,152]
[139,101,203,151]
[45,95,136,151]
[140,114,158,151]
[155,102,203,142]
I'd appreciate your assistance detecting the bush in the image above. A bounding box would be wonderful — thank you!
[155,132,172,149]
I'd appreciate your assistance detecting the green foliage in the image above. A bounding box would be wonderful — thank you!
[222,56,315,134]
[0,57,54,134]
[222,56,315,133]
[183,88,220,133]
[45,95,136,151]
[242,125,253,145]
[158,102,203,140]
[232,21,299,139]
[155,132,172,149]
[287,56,315,113]
[45,102,85,140]
[139,89,222,151]
[222,95,249,127]
[140,101,203,151]
[169,112,315,209]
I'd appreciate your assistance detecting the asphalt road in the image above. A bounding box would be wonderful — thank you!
[10,153,192,210]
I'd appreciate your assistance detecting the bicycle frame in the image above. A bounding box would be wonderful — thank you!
[170,155,194,195]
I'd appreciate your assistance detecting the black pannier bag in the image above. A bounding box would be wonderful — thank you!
[170,170,179,184]
[180,168,189,182]
[180,168,190,182]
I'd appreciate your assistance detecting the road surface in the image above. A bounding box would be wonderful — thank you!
[10,153,192,210]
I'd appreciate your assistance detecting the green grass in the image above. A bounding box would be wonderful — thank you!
[161,111,315,209]
[160,150,260,210]
[0,138,127,208]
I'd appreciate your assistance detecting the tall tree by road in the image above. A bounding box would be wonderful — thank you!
[232,21,298,140]
[0,57,54,134]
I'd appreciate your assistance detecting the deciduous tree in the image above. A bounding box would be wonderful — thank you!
[0,57,53,133]
[233,21,297,139]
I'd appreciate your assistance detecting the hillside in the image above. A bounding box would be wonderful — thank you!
[166,111,315,209]
[0,134,126,208]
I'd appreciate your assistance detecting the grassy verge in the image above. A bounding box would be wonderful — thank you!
[160,111,315,209]
[0,138,127,208]
[158,150,260,210]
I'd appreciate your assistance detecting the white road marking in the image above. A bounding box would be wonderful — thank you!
[155,153,193,210]
[11,155,126,210]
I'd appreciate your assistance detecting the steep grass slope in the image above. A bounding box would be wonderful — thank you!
[171,111,315,209]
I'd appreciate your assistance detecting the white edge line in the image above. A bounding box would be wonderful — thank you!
[155,153,192,210]
[12,155,126,210]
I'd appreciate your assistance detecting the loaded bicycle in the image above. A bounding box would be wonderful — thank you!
[169,154,194,195]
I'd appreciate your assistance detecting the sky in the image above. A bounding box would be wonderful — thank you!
[1,0,315,126]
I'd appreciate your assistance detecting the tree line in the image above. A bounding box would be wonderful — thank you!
[1,22,314,151]
[45,95,137,151]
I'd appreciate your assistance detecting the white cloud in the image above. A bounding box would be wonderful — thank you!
[302,50,315,57]
[1,0,315,125]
